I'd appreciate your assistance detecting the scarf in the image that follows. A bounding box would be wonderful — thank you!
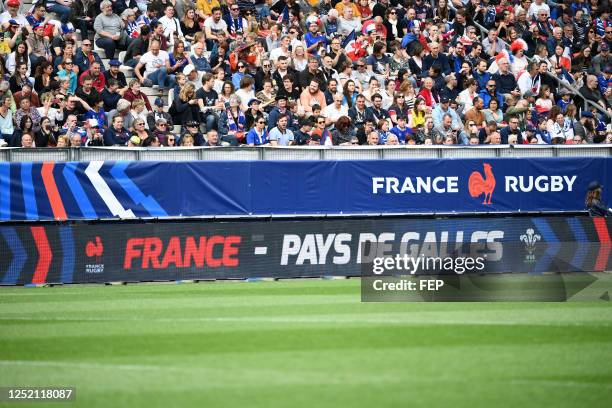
[226,107,245,132]
[229,16,244,36]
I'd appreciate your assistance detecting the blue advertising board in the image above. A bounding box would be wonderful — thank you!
[0,158,609,221]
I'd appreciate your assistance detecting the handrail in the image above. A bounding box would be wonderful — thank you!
[470,19,611,120]
[1,145,610,163]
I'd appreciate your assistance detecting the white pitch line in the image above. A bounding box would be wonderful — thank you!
[0,360,610,390]
[0,359,186,373]
[0,315,609,327]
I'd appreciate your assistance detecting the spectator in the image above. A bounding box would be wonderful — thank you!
[131,118,151,143]
[367,93,390,126]
[246,115,268,146]
[158,5,184,48]
[218,95,246,145]
[146,98,173,130]
[501,116,524,144]
[268,114,294,146]
[94,1,125,60]
[432,97,462,129]
[390,116,411,144]
[300,79,327,115]
[104,114,130,145]
[463,97,486,129]
[35,116,58,148]
[6,41,30,77]
[104,60,128,91]
[483,98,505,127]
[79,62,106,93]
[331,116,353,145]
[153,118,174,146]
[203,7,227,50]
[124,79,152,112]
[74,39,103,75]
[171,82,199,126]
[135,40,175,90]
[182,120,205,146]
[202,129,222,146]
[43,0,73,25]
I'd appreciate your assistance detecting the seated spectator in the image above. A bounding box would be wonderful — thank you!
[269,114,295,146]
[152,118,173,145]
[35,116,59,148]
[483,99,505,127]
[101,79,123,112]
[135,40,175,90]
[331,116,354,145]
[246,116,269,146]
[218,95,247,145]
[125,99,148,131]
[131,118,151,143]
[14,98,41,134]
[104,60,128,91]
[124,79,152,112]
[463,97,486,128]
[181,120,205,146]
[9,63,31,95]
[13,83,39,108]
[170,82,200,126]
[94,1,125,60]
[390,116,412,144]
[104,115,131,145]
[322,93,349,127]
[202,129,223,146]
[500,116,524,144]
[147,98,173,130]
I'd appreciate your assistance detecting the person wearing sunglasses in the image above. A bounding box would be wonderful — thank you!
[246,116,269,146]
[152,118,174,145]
[181,121,204,145]
[74,39,102,76]
[224,4,249,39]
[244,98,264,130]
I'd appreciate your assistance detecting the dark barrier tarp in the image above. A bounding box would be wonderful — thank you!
[0,216,609,285]
[0,158,610,221]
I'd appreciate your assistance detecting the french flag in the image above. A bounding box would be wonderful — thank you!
[277,6,289,24]
[341,30,356,48]
[342,30,365,61]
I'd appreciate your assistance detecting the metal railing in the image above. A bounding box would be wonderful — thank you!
[0,145,610,162]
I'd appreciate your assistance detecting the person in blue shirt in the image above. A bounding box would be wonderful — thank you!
[304,21,328,56]
[390,116,412,143]
[478,79,505,109]
[268,114,295,146]
[473,59,491,92]
[246,116,269,146]
[231,62,252,89]
[103,115,131,145]
[190,42,211,73]
[57,59,78,95]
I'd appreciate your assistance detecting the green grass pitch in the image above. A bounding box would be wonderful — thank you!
[1,278,611,407]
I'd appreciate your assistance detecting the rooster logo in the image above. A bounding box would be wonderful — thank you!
[85,236,104,259]
[469,163,496,205]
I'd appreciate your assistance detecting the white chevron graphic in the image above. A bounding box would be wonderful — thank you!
[85,161,135,218]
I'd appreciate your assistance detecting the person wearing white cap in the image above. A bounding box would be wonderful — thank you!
[183,64,202,90]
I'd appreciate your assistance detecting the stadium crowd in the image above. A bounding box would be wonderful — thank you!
[0,0,610,148]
